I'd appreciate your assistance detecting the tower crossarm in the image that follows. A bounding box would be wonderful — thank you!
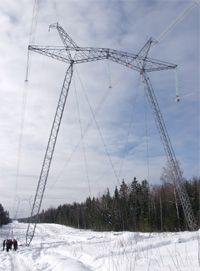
[49,22,79,48]
[28,45,177,73]
[136,38,157,59]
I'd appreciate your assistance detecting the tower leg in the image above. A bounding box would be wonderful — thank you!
[141,71,197,231]
[26,63,74,246]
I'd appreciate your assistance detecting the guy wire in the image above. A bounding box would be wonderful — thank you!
[73,76,92,196]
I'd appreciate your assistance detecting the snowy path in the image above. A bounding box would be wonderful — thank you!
[0,222,199,271]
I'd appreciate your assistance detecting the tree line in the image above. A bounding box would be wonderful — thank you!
[0,203,10,227]
[37,176,200,232]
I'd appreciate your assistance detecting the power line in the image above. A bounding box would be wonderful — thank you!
[14,80,29,199]
[14,0,41,211]
[153,0,199,47]
[13,0,43,221]
[29,0,41,45]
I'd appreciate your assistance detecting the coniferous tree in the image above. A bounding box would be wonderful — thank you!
[112,187,121,231]
[140,180,150,231]
[0,204,9,227]
[128,177,140,231]
[119,180,129,230]
[36,176,199,232]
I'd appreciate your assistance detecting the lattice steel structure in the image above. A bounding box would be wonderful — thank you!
[26,23,197,246]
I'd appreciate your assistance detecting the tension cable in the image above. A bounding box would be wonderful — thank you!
[73,77,92,196]
[76,67,120,186]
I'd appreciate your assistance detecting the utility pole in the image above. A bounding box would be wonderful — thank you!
[26,23,197,246]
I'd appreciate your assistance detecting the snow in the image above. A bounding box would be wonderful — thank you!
[0,221,199,271]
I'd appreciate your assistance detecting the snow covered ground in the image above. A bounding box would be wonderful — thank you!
[0,221,199,271]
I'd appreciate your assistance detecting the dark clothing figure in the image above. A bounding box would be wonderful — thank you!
[13,239,18,251]
[3,240,6,251]
[6,239,12,252]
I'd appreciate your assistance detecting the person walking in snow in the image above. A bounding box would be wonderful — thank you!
[3,240,6,251]
[6,239,12,252]
[13,239,18,251]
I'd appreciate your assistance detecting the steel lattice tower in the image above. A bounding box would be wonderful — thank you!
[26,23,197,246]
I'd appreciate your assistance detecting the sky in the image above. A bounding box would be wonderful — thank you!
[0,0,199,218]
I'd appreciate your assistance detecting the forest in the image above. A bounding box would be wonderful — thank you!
[0,203,9,227]
[38,176,200,232]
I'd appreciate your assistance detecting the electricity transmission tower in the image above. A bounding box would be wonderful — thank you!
[26,23,197,246]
